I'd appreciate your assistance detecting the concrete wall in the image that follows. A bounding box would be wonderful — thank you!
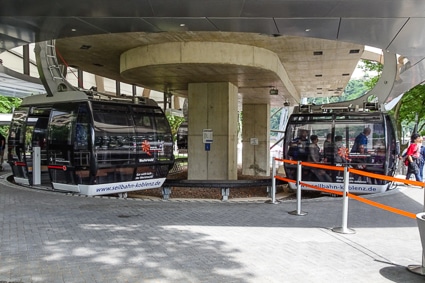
[242,104,270,176]
[188,82,238,180]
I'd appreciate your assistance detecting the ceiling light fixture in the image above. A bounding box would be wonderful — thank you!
[269,88,278,95]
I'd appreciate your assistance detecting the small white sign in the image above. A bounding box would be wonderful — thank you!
[203,129,213,143]
[250,138,259,145]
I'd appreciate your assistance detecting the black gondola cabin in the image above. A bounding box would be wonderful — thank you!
[283,111,398,194]
[7,92,174,196]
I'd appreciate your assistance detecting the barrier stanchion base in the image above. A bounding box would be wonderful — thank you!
[407,265,425,276]
[265,200,281,204]
[332,227,356,234]
[289,210,307,216]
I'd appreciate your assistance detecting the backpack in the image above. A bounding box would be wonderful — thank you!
[404,144,420,166]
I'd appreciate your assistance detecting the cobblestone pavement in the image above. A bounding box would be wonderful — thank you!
[1,168,425,283]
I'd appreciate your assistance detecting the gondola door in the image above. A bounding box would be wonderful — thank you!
[8,107,30,184]
[27,107,51,185]
[8,106,51,185]
[47,103,86,189]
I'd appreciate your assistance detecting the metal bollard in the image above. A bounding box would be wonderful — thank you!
[32,146,41,186]
[266,158,280,204]
[332,165,355,234]
[407,212,425,275]
[289,160,307,216]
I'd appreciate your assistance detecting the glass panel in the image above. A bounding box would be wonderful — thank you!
[92,102,135,167]
[132,106,174,162]
[48,104,78,167]
[153,108,174,162]
[8,108,28,162]
[74,103,91,175]
[132,106,157,167]
[49,107,76,146]
[284,113,389,186]
[132,106,174,178]
[29,108,50,167]
[385,115,399,176]
[285,122,333,182]
[73,103,92,184]
[177,121,188,150]
[7,108,29,179]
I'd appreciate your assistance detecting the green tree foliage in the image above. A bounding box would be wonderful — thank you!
[307,79,368,105]
[0,96,21,137]
[270,108,281,137]
[166,114,185,142]
[392,84,425,147]
[361,59,383,90]
[343,79,369,101]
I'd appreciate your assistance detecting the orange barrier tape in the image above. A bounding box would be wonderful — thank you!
[348,193,417,219]
[275,175,296,184]
[274,158,346,171]
[299,180,416,219]
[273,157,425,188]
[301,161,344,171]
[349,167,424,187]
[274,158,297,165]
[273,157,419,219]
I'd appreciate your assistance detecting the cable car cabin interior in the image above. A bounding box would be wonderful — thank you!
[7,92,174,196]
[283,112,398,194]
[176,121,188,153]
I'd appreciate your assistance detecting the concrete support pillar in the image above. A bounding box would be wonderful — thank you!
[188,82,238,180]
[77,69,84,88]
[242,104,270,176]
[174,96,181,110]
[142,88,151,97]
[94,75,105,92]
[115,81,120,96]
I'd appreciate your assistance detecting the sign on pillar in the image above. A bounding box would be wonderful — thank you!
[250,138,258,145]
[203,129,213,151]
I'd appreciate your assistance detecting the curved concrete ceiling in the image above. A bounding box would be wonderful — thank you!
[54,32,363,106]
[120,41,300,100]
[1,0,425,106]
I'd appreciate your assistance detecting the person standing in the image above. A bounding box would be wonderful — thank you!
[351,127,371,153]
[0,132,5,170]
[308,135,321,163]
[405,133,422,182]
[323,133,334,164]
[308,135,331,182]
[419,142,425,181]
[287,129,309,161]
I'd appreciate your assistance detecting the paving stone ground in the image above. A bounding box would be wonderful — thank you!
[1,165,425,283]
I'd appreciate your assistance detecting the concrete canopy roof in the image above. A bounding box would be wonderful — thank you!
[1,0,425,106]
[55,33,363,106]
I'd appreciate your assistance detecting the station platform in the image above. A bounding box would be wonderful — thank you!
[0,164,425,283]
